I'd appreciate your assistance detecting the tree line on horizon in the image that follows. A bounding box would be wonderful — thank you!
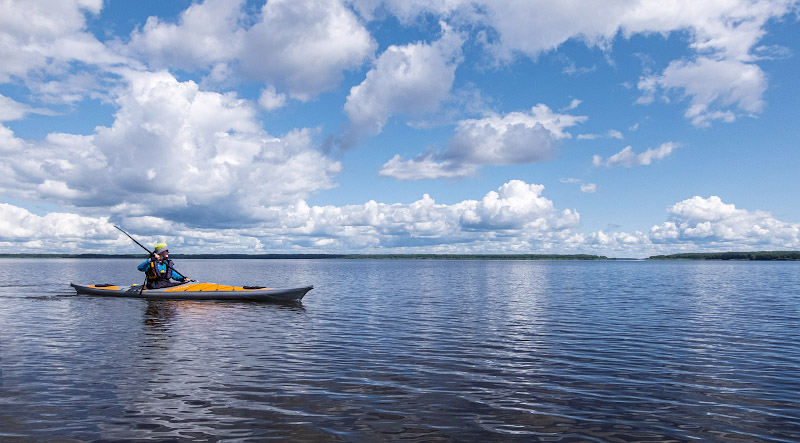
[0,253,608,260]
[2,251,798,260]
[647,251,800,260]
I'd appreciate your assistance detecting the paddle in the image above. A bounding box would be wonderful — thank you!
[113,225,192,289]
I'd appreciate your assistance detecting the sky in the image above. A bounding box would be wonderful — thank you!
[1,0,799,258]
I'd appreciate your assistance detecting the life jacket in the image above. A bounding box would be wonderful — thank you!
[145,259,174,283]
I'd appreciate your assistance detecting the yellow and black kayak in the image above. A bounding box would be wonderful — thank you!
[70,282,312,302]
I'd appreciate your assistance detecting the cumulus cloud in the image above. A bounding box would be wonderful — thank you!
[358,0,793,61]
[650,196,800,248]
[0,0,102,78]
[1,0,797,258]
[381,104,586,180]
[485,0,793,126]
[478,0,797,126]
[0,70,341,227]
[0,179,582,253]
[379,152,477,181]
[335,21,463,149]
[240,0,376,100]
[278,180,581,246]
[127,0,375,101]
[447,116,557,164]
[461,180,580,231]
[0,0,128,103]
[2,184,799,256]
[126,0,246,71]
[583,230,650,250]
[626,0,793,126]
[0,94,34,121]
[0,203,122,252]
[450,104,585,162]
[359,0,793,127]
[258,86,288,111]
[593,142,678,168]
[555,196,800,256]
[638,57,767,126]
[0,124,25,154]
[476,1,624,60]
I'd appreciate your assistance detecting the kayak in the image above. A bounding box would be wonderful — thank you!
[70,282,313,302]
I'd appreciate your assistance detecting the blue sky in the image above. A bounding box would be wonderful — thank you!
[1,0,799,257]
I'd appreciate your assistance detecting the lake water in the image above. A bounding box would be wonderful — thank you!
[1,258,799,442]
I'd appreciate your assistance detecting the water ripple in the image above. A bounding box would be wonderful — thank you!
[1,259,800,441]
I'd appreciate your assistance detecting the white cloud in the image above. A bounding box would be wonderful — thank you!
[593,142,678,167]
[561,178,597,194]
[650,196,800,248]
[462,180,580,231]
[624,0,793,126]
[126,0,246,71]
[0,0,797,258]
[0,0,127,104]
[0,94,33,121]
[361,0,794,127]
[584,230,650,249]
[0,70,342,226]
[127,0,375,101]
[0,180,583,253]
[241,0,376,100]
[561,98,582,111]
[753,44,792,60]
[638,57,766,126]
[0,203,121,252]
[619,0,787,61]
[381,104,586,180]
[379,153,476,181]
[258,86,288,111]
[578,129,624,140]
[342,21,463,141]
[282,180,579,245]
[478,1,624,60]
[2,184,799,256]
[0,124,25,153]
[361,0,795,62]
[0,0,108,80]
[448,104,583,164]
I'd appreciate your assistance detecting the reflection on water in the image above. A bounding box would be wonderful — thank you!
[144,300,178,329]
[1,259,799,441]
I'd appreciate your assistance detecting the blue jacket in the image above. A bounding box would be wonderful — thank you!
[138,259,185,281]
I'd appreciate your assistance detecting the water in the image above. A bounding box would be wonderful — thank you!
[1,258,799,442]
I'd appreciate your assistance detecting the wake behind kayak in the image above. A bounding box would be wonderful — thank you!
[71,282,312,302]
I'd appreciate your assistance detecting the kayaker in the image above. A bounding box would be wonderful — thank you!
[137,243,191,289]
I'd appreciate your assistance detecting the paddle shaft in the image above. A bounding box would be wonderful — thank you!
[113,225,190,280]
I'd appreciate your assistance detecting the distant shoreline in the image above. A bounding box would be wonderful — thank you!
[0,253,609,260]
[1,251,799,260]
[646,251,800,261]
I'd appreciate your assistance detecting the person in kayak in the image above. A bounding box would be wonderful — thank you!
[137,243,191,289]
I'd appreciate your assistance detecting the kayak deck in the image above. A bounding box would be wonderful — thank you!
[71,282,312,302]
